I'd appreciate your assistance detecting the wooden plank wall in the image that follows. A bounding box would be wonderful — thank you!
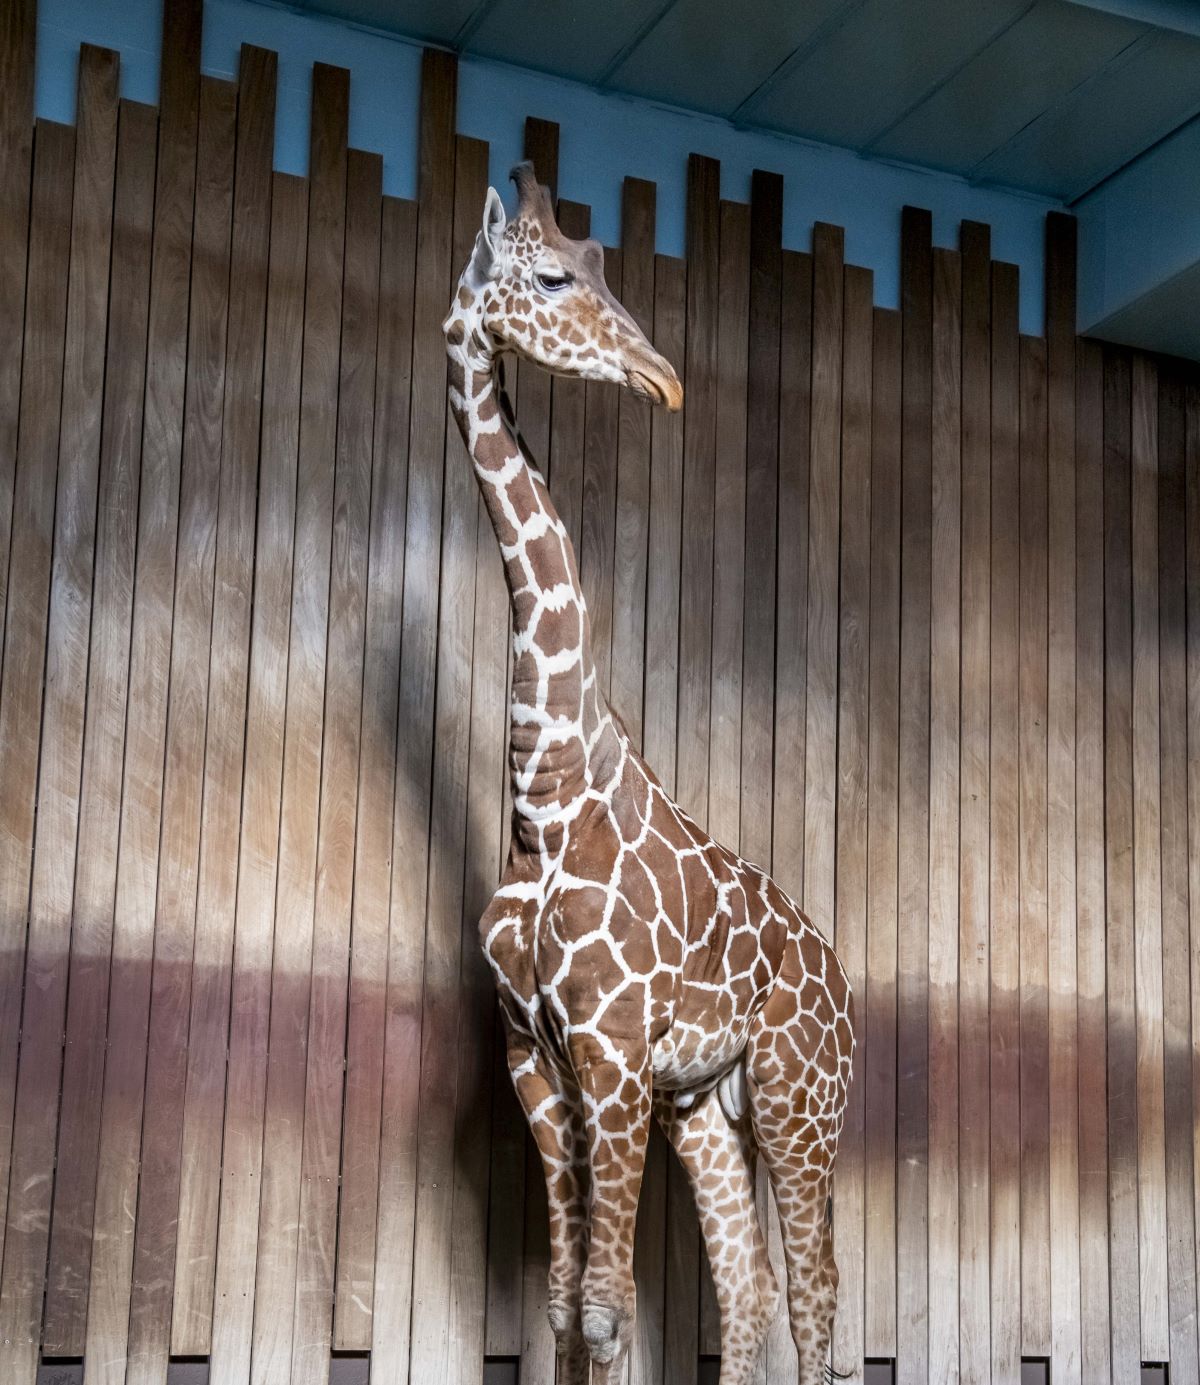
[1,6,1198,1384]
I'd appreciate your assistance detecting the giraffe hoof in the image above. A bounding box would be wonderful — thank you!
[580,1302,625,1364]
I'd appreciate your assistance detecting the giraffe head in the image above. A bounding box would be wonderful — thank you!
[446,161,683,410]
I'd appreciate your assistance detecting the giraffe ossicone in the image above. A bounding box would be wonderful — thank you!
[444,161,854,1385]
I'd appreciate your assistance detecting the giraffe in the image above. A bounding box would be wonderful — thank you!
[442,163,855,1385]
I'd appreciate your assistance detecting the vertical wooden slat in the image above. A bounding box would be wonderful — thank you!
[0,0,36,656]
[290,145,382,1385]
[82,7,202,1378]
[371,48,457,1383]
[772,248,812,936]
[334,192,417,1353]
[1157,368,1199,1382]
[1018,332,1051,1360]
[928,245,961,1385]
[611,177,655,742]
[125,74,237,1385]
[801,221,844,943]
[1075,335,1111,1385]
[0,48,117,1383]
[1103,345,1141,1385]
[864,304,899,1365]
[957,219,991,1385]
[249,61,348,1385]
[1186,379,1200,1384]
[741,170,781,873]
[1131,352,1170,1364]
[208,170,308,1385]
[708,199,749,917]
[42,98,156,1357]
[676,153,719,828]
[1044,211,1082,1385]
[581,245,622,696]
[170,46,277,1357]
[0,112,75,1370]
[897,205,931,1385]
[989,258,1021,1385]
[412,130,485,1385]
[833,260,872,1381]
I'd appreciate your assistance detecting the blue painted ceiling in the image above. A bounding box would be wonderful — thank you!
[274,0,1200,206]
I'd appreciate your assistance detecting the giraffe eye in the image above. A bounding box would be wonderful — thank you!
[535,271,572,293]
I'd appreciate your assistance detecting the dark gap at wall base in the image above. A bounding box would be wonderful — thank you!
[1,0,1199,1383]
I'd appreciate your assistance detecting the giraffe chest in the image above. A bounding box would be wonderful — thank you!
[480,782,794,1093]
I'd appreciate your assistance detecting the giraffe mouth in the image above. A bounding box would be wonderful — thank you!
[626,364,684,412]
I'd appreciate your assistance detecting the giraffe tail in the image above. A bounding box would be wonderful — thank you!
[824,1365,854,1383]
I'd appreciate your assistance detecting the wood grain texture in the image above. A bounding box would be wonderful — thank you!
[1018,331,1051,1360]
[957,219,991,1385]
[372,47,456,1384]
[2,47,118,1380]
[989,259,1021,1385]
[833,261,872,1382]
[208,170,308,1385]
[1044,210,1082,1385]
[864,304,899,1364]
[249,62,348,1385]
[0,0,37,659]
[1103,345,1141,1385]
[897,206,931,1385]
[410,131,485,1385]
[126,75,237,1385]
[171,46,276,1358]
[928,245,961,1385]
[81,6,202,1374]
[1156,367,1199,1382]
[1130,351,1170,1364]
[0,115,76,1380]
[741,171,781,874]
[677,154,718,826]
[290,144,382,1385]
[1186,379,1200,1385]
[43,98,156,1358]
[334,192,417,1353]
[1075,335,1112,1385]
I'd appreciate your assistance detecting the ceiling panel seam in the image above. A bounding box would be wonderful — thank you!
[966,30,1151,185]
[859,0,1039,153]
[595,0,686,89]
[727,0,870,123]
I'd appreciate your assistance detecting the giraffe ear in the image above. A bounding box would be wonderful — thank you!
[472,186,506,281]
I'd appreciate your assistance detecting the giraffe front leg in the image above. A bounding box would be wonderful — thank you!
[505,1027,590,1384]
[569,1037,652,1383]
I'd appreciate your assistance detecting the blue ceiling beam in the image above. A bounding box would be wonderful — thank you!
[1064,0,1200,38]
[1075,103,1200,358]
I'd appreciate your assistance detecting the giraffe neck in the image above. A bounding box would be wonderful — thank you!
[445,327,620,840]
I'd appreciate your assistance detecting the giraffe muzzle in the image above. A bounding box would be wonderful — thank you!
[626,361,684,412]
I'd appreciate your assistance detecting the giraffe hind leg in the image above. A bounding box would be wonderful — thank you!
[745,940,854,1385]
[654,1087,779,1385]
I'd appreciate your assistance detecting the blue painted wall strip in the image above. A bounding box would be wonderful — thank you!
[37,0,1060,329]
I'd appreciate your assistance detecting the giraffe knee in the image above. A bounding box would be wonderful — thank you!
[580,1300,632,1365]
[547,1297,577,1343]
